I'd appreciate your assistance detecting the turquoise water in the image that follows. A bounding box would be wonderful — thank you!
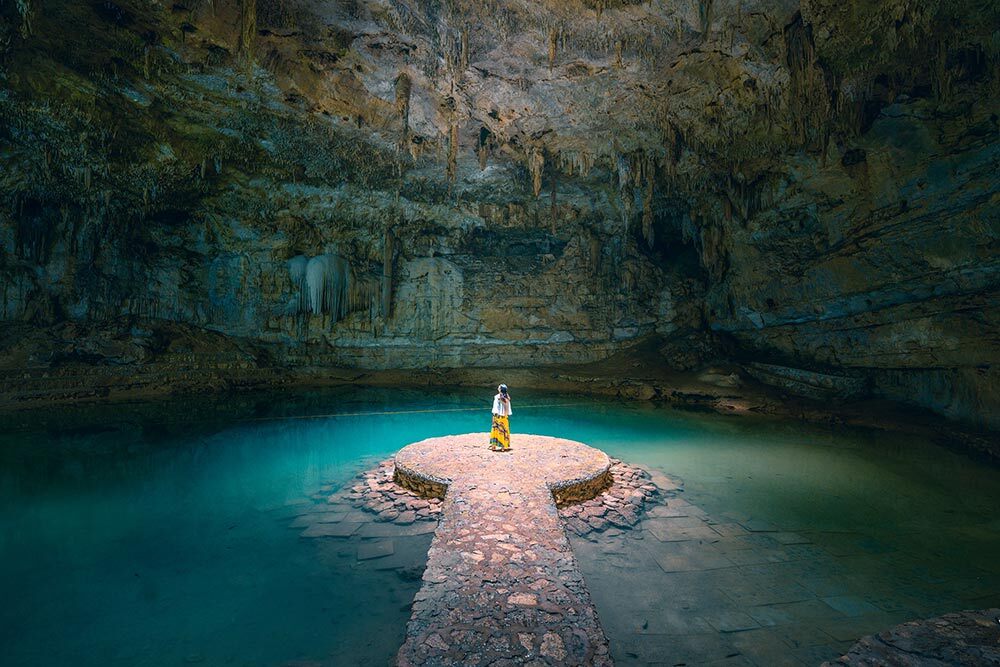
[1,387,999,666]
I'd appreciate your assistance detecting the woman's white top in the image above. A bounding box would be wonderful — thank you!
[492,394,512,416]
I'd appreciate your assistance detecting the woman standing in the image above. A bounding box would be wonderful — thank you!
[489,384,512,452]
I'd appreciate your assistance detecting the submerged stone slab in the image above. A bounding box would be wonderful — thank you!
[300,522,363,538]
[394,433,614,666]
[357,539,395,561]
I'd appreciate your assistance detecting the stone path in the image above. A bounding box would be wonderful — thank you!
[393,433,617,666]
[287,449,998,666]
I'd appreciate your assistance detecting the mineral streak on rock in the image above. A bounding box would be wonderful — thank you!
[393,434,618,666]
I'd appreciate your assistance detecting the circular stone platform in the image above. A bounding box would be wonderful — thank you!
[393,433,612,505]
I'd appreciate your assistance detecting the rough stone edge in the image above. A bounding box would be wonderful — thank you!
[549,465,613,507]
[328,458,445,523]
[392,451,613,506]
[558,460,672,536]
[393,458,448,500]
[346,453,668,533]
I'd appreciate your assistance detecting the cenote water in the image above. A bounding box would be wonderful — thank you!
[2,387,999,666]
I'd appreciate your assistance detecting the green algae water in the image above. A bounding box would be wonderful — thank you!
[1,388,999,667]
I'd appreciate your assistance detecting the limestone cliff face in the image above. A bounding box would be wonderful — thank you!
[695,4,1000,429]
[707,98,999,428]
[0,1,997,427]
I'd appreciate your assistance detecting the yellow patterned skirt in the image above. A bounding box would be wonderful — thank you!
[490,414,510,450]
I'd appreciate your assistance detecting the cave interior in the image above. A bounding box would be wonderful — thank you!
[0,0,998,665]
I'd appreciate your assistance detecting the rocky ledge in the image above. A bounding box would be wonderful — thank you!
[558,460,678,538]
[333,458,445,525]
[823,608,1000,666]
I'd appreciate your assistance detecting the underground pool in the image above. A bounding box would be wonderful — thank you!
[1,387,998,666]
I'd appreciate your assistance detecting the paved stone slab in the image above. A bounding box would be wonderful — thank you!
[300,521,362,538]
[290,511,348,528]
[357,520,439,538]
[394,433,614,666]
[358,539,395,561]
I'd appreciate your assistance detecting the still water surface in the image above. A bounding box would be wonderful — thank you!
[1,387,998,666]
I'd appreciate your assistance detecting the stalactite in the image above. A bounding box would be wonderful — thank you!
[988,32,1000,98]
[16,0,33,37]
[557,150,594,177]
[239,0,257,62]
[289,254,352,322]
[549,170,558,235]
[358,277,382,325]
[460,29,469,70]
[548,28,558,71]
[681,212,697,246]
[933,40,952,101]
[40,145,51,179]
[394,72,412,147]
[699,221,726,281]
[784,13,829,147]
[614,40,624,68]
[446,117,459,184]
[589,233,601,276]
[641,158,654,249]
[15,199,50,264]
[288,255,308,313]
[444,50,454,78]
[381,229,395,319]
[699,0,714,41]
[529,148,544,198]
[662,123,681,178]
[730,0,742,50]
[616,153,631,193]
[477,126,491,170]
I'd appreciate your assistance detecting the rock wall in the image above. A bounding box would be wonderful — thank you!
[0,0,695,371]
[0,175,682,368]
[699,9,1000,429]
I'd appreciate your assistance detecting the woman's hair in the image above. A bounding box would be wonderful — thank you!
[498,383,509,397]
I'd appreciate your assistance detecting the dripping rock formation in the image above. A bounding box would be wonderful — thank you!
[0,0,997,435]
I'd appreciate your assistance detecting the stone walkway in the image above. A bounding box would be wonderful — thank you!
[393,433,617,666]
[288,446,997,666]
